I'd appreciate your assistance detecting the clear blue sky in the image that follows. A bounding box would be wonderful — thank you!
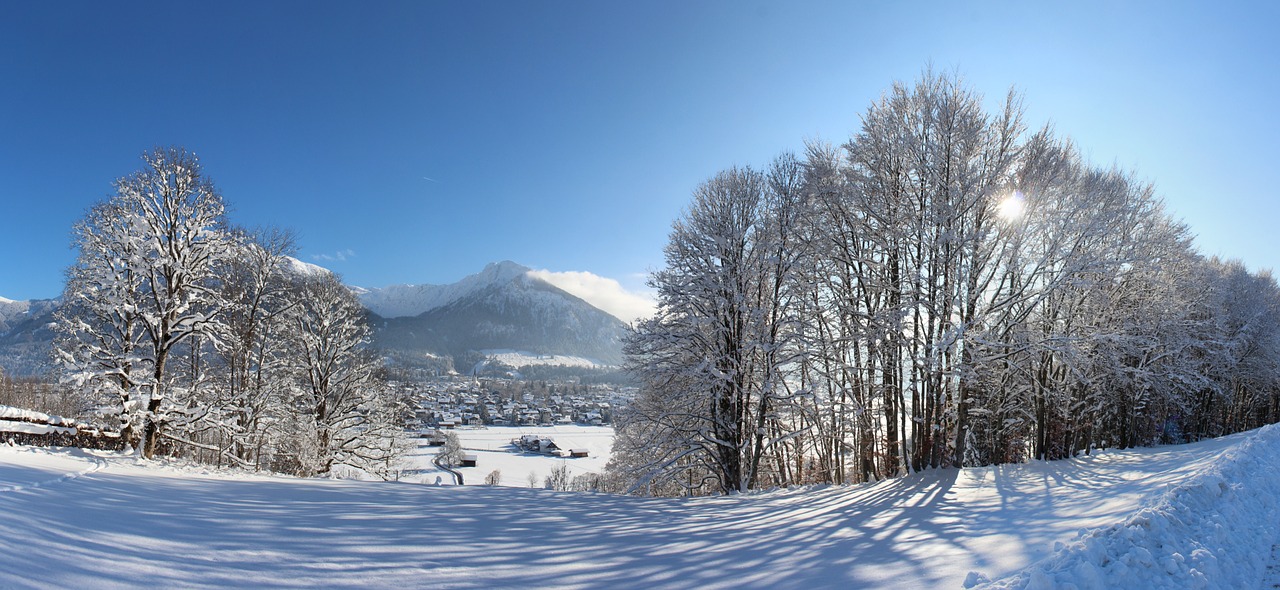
[2,1,1277,301]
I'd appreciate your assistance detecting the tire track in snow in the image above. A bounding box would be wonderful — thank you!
[0,454,107,494]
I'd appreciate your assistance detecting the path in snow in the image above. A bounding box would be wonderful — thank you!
[0,428,1275,589]
[0,445,105,493]
[432,453,464,485]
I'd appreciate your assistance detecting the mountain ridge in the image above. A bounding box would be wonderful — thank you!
[354,260,533,319]
[368,264,628,368]
[0,261,629,377]
[0,298,60,376]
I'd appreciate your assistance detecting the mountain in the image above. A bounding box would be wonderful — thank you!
[367,262,628,368]
[0,261,629,377]
[282,256,331,278]
[0,298,59,377]
[354,260,531,319]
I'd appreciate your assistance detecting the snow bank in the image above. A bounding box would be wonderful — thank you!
[977,424,1280,590]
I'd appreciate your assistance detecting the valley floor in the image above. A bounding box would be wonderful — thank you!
[401,425,615,487]
[1,426,1278,589]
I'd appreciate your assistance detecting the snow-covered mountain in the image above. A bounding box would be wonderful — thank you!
[282,256,331,278]
[0,298,30,334]
[0,297,59,376]
[0,261,629,377]
[368,262,628,367]
[355,260,531,319]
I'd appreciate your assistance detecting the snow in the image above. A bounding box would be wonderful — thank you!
[978,423,1280,590]
[526,269,657,324]
[0,421,77,436]
[0,298,31,330]
[2,427,1278,588]
[0,447,106,494]
[0,405,80,435]
[402,425,614,487]
[358,261,532,318]
[477,349,604,370]
[344,262,651,324]
[0,405,77,426]
[282,256,331,278]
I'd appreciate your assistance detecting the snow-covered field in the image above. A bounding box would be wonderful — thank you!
[402,425,614,487]
[476,349,606,371]
[3,426,1279,589]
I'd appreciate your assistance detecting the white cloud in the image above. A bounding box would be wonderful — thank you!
[529,269,657,324]
[312,249,356,263]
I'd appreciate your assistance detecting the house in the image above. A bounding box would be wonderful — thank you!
[460,454,478,468]
[419,429,448,446]
[514,434,561,454]
[570,449,589,458]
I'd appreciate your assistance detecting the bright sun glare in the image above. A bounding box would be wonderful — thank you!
[996,191,1026,221]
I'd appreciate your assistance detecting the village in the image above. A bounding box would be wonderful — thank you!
[391,375,632,431]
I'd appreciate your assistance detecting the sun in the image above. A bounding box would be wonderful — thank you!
[996,191,1026,221]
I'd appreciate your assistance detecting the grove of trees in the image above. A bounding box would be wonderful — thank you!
[54,147,405,478]
[613,71,1280,496]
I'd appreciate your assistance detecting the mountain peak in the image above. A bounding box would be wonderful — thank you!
[479,260,532,283]
[283,256,332,278]
[358,261,535,319]
[372,263,627,366]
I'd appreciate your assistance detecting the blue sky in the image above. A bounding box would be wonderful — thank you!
[2,1,1277,302]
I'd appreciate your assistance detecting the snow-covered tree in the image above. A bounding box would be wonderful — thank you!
[192,228,300,469]
[55,148,407,477]
[281,272,401,477]
[57,147,235,457]
[620,161,807,494]
[617,69,1280,495]
[56,199,149,445]
[439,431,464,467]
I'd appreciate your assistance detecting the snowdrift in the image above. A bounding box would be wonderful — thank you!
[978,423,1280,590]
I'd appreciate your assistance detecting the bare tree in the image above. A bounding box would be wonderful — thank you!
[484,469,502,486]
